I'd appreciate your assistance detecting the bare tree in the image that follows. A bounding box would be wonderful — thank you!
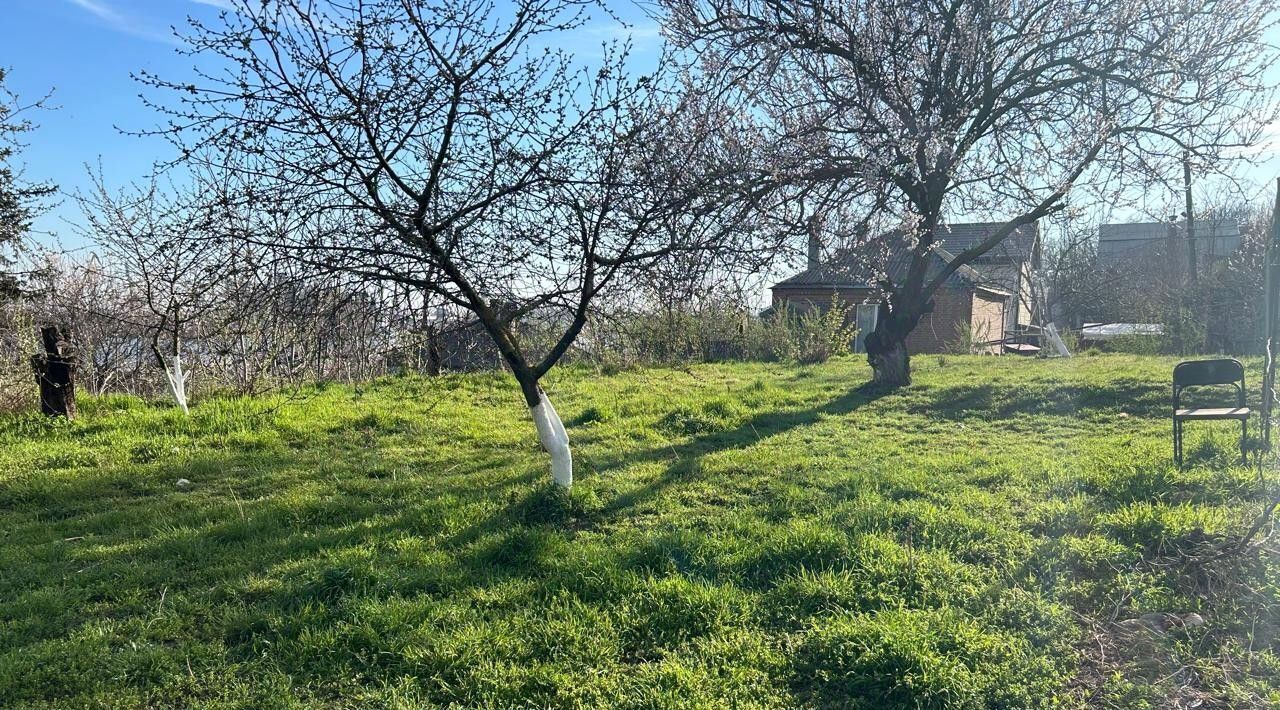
[1034,213,1123,332]
[1210,202,1272,352]
[77,174,232,414]
[139,0,761,487]
[31,253,150,395]
[665,0,1277,385]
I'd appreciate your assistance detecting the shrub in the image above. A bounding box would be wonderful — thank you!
[579,298,759,366]
[948,320,997,355]
[1104,333,1164,355]
[761,298,857,364]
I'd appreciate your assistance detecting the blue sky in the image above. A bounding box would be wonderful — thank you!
[3,0,662,251]
[4,0,226,248]
[3,0,1279,253]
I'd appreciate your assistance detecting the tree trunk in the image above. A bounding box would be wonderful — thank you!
[425,323,442,376]
[32,324,77,419]
[868,336,911,387]
[517,375,572,489]
[163,350,190,415]
[865,302,921,388]
[153,335,190,415]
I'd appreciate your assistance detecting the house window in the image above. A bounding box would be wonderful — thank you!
[854,303,878,353]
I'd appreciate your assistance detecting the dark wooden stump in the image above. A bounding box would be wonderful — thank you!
[31,324,77,419]
[426,324,442,376]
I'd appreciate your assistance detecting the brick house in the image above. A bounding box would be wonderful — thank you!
[770,222,1039,355]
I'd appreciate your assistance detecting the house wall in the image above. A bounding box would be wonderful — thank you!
[970,290,1008,354]
[970,262,1026,332]
[905,289,971,354]
[1018,261,1036,327]
[771,286,975,354]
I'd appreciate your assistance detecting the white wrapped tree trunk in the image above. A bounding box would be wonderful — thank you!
[163,350,190,415]
[530,390,572,488]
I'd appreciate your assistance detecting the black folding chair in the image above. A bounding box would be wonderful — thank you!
[1173,358,1250,466]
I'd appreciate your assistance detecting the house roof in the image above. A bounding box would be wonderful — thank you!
[773,244,1001,293]
[929,221,1038,262]
[1098,219,1242,259]
[773,221,1033,293]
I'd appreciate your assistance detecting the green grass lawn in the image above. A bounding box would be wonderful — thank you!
[2,355,1279,708]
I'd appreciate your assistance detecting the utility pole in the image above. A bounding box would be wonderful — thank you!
[1184,152,1206,352]
[1184,153,1197,284]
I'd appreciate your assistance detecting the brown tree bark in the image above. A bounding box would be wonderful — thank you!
[868,337,911,388]
[31,324,77,419]
[865,300,927,388]
[425,329,442,377]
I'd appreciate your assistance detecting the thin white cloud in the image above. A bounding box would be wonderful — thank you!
[572,20,665,62]
[68,0,122,22]
[586,21,663,44]
[189,0,236,10]
[1220,117,1280,164]
[63,0,179,44]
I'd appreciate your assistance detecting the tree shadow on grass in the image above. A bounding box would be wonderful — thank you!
[907,380,1170,421]
[586,383,888,520]
[4,373,1186,613]
[414,381,890,554]
[0,442,556,656]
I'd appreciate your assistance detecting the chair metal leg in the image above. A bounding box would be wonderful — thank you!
[1242,419,1248,466]
[1174,418,1182,467]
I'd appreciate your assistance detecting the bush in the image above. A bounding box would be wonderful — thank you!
[1103,333,1164,355]
[573,298,759,367]
[565,296,858,368]
[0,301,37,413]
[760,298,857,364]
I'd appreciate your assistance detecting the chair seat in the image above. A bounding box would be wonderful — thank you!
[1174,407,1251,420]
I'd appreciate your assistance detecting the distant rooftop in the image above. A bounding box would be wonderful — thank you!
[773,222,1036,292]
[928,222,1038,263]
[1098,220,1242,260]
[773,245,1006,294]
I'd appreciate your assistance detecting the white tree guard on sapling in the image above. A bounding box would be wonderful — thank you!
[162,349,191,415]
[531,389,572,488]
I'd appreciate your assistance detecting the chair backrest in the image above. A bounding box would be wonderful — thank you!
[1173,358,1245,407]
